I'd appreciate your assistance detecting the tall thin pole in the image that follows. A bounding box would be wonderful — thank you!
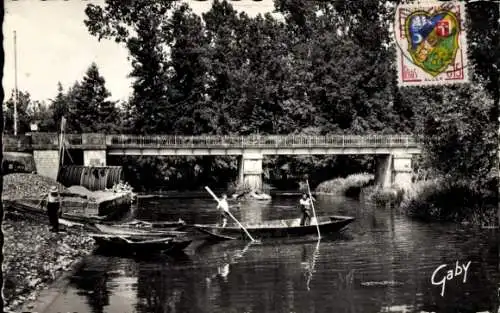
[306,180,321,239]
[13,31,18,136]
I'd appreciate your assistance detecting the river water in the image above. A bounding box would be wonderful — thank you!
[45,194,498,313]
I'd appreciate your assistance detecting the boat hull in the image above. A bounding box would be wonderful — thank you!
[191,215,355,240]
[91,234,192,255]
[92,223,189,238]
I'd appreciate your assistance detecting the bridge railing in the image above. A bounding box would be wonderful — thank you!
[106,134,418,148]
[2,133,419,150]
[2,134,33,151]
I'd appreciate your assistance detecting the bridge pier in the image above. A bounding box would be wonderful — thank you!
[392,154,413,190]
[375,154,413,190]
[375,154,392,189]
[84,150,107,166]
[33,150,60,181]
[238,153,264,191]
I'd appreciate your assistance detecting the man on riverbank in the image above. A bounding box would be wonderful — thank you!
[41,186,89,232]
[218,194,230,227]
[44,186,61,232]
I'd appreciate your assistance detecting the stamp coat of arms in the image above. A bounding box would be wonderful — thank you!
[395,1,469,87]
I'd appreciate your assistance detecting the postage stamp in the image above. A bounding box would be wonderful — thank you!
[395,0,469,87]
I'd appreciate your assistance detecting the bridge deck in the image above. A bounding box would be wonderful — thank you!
[3,133,419,152]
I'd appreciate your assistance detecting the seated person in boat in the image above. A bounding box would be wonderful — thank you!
[217,193,230,227]
[299,194,311,226]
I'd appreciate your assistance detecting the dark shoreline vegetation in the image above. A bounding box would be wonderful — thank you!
[3,0,498,226]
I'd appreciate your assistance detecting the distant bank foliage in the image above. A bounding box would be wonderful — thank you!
[315,173,374,196]
[365,177,497,226]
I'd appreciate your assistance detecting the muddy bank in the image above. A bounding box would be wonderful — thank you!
[3,215,94,312]
[2,173,66,200]
[2,173,96,312]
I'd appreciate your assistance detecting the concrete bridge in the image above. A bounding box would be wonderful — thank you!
[3,133,421,190]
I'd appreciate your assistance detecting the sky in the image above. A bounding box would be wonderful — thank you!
[3,0,277,103]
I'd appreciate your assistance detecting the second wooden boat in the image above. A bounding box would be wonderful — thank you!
[92,223,188,238]
[90,233,192,254]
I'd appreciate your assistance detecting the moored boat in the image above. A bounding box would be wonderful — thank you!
[90,233,192,254]
[190,215,355,240]
[92,223,188,238]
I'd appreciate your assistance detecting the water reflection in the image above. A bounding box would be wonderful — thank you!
[69,256,139,313]
[135,262,183,313]
[206,241,253,284]
[300,240,320,291]
[45,195,499,313]
[238,200,267,224]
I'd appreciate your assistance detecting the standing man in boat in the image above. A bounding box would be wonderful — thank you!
[217,193,230,227]
[299,194,312,226]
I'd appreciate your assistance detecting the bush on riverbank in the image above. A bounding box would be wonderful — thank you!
[399,179,497,225]
[364,177,498,226]
[3,216,94,312]
[362,185,405,207]
[315,173,374,197]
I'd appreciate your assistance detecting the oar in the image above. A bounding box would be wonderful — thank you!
[205,186,257,242]
[306,180,321,239]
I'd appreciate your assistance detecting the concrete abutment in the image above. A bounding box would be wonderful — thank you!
[83,150,107,166]
[375,153,413,190]
[33,150,60,181]
[237,153,264,191]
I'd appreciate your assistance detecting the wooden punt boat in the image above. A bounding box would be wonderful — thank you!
[92,223,188,238]
[190,215,355,240]
[90,233,192,254]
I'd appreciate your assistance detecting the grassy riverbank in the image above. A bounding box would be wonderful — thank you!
[365,179,497,226]
[315,173,374,197]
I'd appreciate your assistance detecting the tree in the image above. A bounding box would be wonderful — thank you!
[85,0,177,134]
[29,100,55,132]
[66,63,116,133]
[164,3,211,134]
[3,90,32,134]
[466,1,500,108]
[50,82,69,130]
[413,82,497,197]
